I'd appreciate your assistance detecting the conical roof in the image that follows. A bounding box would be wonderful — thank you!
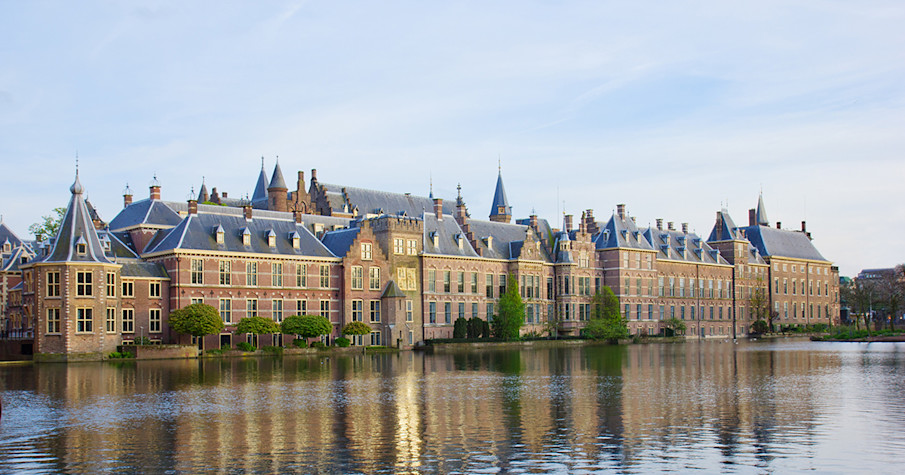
[44,172,112,263]
[489,171,511,218]
[252,158,269,202]
[756,193,769,226]
[268,161,287,190]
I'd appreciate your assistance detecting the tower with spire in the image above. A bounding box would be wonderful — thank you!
[251,156,270,206]
[488,163,512,223]
[267,158,289,212]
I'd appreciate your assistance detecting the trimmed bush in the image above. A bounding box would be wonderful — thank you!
[482,320,491,338]
[467,317,482,338]
[335,337,351,347]
[453,317,468,339]
[310,341,327,349]
[107,351,134,359]
[292,338,308,348]
[262,345,284,355]
[236,341,256,352]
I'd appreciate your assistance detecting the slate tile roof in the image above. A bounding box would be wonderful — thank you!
[740,225,827,262]
[319,182,454,217]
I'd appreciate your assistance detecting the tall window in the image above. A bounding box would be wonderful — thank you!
[272,262,283,287]
[297,299,307,315]
[361,243,372,260]
[458,302,465,319]
[407,239,417,255]
[320,265,330,288]
[487,303,494,321]
[444,302,451,324]
[76,271,92,296]
[486,274,494,298]
[149,282,161,298]
[471,272,478,294]
[369,301,381,323]
[499,275,507,295]
[219,261,231,285]
[394,238,404,255]
[428,269,436,292]
[296,264,307,287]
[246,299,258,317]
[47,271,60,297]
[351,266,363,290]
[472,302,479,319]
[106,272,116,297]
[106,308,117,333]
[47,308,61,333]
[149,309,161,333]
[429,301,436,323]
[320,300,330,318]
[219,299,231,323]
[406,300,413,322]
[273,299,283,323]
[352,300,363,321]
[77,308,93,333]
[443,271,451,293]
[191,259,203,284]
[122,308,134,333]
[369,267,381,290]
[457,271,465,293]
[246,262,258,286]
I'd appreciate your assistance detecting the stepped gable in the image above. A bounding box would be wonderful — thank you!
[321,228,361,258]
[320,182,454,217]
[143,212,335,258]
[40,172,113,264]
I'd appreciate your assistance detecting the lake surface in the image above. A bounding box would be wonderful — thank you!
[1,338,904,473]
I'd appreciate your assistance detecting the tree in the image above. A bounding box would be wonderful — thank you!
[492,275,524,340]
[29,207,66,242]
[584,286,629,343]
[751,320,769,334]
[281,314,332,343]
[748,278,770,330]
[876,265,905,331]
[169,303,224,339]
[467,317,482,338]
[236,316,280,335]
[342,321,372,336]
[664,318,687,337]
[544,307,563,339]
[453,317,468,339]
[842,279,875,332]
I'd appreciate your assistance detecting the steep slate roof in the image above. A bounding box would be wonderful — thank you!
[144,213,336,258]
[552,231,574,264]
[756,194,769,226]
[488,171,511,218]
[320,182,454,217]
[268,162,287,189]
[422,213,479,258]
[321,228,361,258]
[707,209,742,242]
[252,162,269,203]
[120,261,169,279]
[0,220,25,251]
[98,230,141,260]
[465,218,551,261]
[1,245,34,272]
[40,173,113,264]
[594,212,656,251]
[108,199,183,231]
[641,227,729,265]
[739,225,827,262]
[381,280,406,298]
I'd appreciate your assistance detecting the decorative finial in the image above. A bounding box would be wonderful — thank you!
[202,176,205,185]
[457,183,461,198]
[429,173,433,199]
[261,156,265,169]
[498,155,501,173]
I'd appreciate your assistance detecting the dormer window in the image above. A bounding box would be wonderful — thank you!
[314,224,324,238]
[266,230,276,248]
[241,228,251,246]
[75,236,87,255]
[214,225,225,244]
[430,232,439,247]
[456,234,464,250]
[290,232,300,250]
[2,242,9,253]
[483,236,493,247]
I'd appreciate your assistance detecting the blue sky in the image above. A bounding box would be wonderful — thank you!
[1,1,903,276]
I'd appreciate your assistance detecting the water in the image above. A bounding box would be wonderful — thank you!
[1,338,904,473]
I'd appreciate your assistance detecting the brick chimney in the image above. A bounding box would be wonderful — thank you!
[564,214,573,232]
[749,209,756,226]
[616,203,626,220]
[123,185,133,208]
[293,210,303,223]
[529,213,538,231]
[667,221,674,231]
[585,209,598,234]
[682,222,689,234]
[150,184,161,200]
[715,211,723,240]
[656,218,663,230]
[244,205,253,220]
[433,197,443,220]
[776,221,781,229]
[801,221,807,232]
[188,199,198,215]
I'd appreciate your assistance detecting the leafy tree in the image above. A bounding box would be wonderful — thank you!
[236,316,280,335]
[876,265,905,331]
[664,318,687,337]
[453,317,468,338]
[169,303,224,338]
[492,275,524,340]
[467,317,482,338]
[29,207,66,242]
[281,314,332,343]
[584,286,629,343]
[544,307,563,339]
[342,321,372,336]
[748,279,770,329]
[751,320,769,334]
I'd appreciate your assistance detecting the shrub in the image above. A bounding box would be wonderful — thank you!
[482,320,491,338]
[467,317,482,339]
[310,341,326,349]
[236,341,256,352]
[205,348,225,355]
[342,321,371,336]
[751,320,769,334]
[292,338,308,348]
[262,345,284,355]
[107,351,134,359]
[335,337,351,347]
[236,316,280,335]
[453,317,468,339]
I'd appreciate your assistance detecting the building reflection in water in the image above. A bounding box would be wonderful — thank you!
[4,341,903,472]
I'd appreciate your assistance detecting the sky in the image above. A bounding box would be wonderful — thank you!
[1,1,903,276]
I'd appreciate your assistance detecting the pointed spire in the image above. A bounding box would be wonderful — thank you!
[756,193,769,226]
[46,172,112,263]
[489,163,512,223]
[268,158,287,190]
[252,157,269,202]
[429,174,434,199]
[70,166,84,195]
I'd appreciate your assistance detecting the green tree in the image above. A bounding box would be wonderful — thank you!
[492,275,524,340]
[169,303,224,338]
[751,320,769,334]
[236,316,280,335]
[281,314,332,343]
[664,317,687,337]
[584,286,629,343]
[342,321,372,336]
[453,317,468,339]
[748,279,770,327]
[29,207,66,242]
[467,317,482,338]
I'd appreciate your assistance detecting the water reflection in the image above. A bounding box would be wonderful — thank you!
[2,340,905,473]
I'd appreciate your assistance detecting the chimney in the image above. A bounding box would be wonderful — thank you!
[564,214,573,232]
[123,188,133,208]
[529,214,538,231]
[311,168,317,181]
[656,218,663,230]
[585,209,598,234]
[210,187,220,204]
[776,221,781,229]
[715,211,723,240]
[150,185,161,200]
[579,211,587,233]
[682,222,688,234]
[293,210,303,223]
[801,221,807,233]
[749,209,756,226]
[667,221,674,231]
[244,205,253,220]
[616,203,626,219]
[433,197,443,220]
[188,199,198,215]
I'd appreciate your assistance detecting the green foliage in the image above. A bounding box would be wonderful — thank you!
[262,345,284,355]
[467,317,483,338]
[310,341,326,349]
[236,341,256,352]
[453,317,468,339]
[752,319,769,334]
[169,303,225,337]
[281,314,332,339]
[584,286,629,342]
[664,318,686,337]
[107,351,134,359]
[205,348,225,355]
[342,321,372,336]
[492,275,525,340]
[29,207,66,242]
[335,337,351,347]
[482,320,491,338]
[292,338,308,348]
[134,336,152,345]
[236,316,280,335]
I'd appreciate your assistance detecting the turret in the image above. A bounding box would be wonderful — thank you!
[488,165,512,223]
[267,160,288,212]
